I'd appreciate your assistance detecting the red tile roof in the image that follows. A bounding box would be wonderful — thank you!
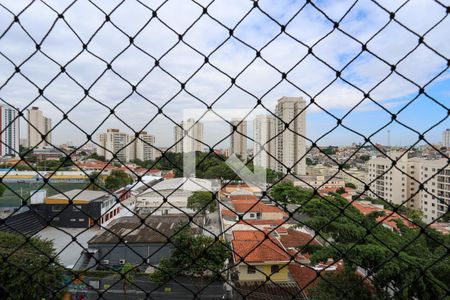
[232,200,284,214]
[232,230,290,263]
[288,264,319,293]
[237,219,287,226]
[350,201,414,231]
[229,194,259,201]
[280,229,320,249]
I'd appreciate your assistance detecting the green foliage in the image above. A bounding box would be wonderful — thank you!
[0,231,64,299]
[88,171,104,190]
[271,181,450,299]
[270,181,313,204]
[105,170,133,190]
[59,156,74,168]
[187,191,216,215]
[336,187,346,194]
[0,183,5,197]
[345,182,356,189]
[88,152,106,161]
[150,226,229,283]
[310,269,382,300]
[321,146,337,155]
[119,262,135,294]
[359,155,370,161]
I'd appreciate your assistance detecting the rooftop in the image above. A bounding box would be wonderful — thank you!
[232,230,290,263]
[279,229,320,249]
[140,177,217,194]
[46,189,111,203]
[89,215,201,244]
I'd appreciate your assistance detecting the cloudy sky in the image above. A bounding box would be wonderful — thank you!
[0,0,449,149]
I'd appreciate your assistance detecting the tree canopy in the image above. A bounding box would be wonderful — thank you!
[0,231,64,299]
[187,191,217,215]
[105,170,133,190]
[150,225,229,284]
[270,182,450,299]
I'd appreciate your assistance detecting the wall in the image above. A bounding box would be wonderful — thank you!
[90,243,171,268]
[237,263,290,282]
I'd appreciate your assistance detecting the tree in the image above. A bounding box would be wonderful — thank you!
[0,183,5,197]
[309,268,382,300]
[59,156,74,168]
[345,182,356,189]
[87,152,106,161]
[187,191,216,216]
[105,170,133,190]
[119,262,135,296]
[88,171,104,190]
[336,187,346,194]
[270,181,450,299]
[270,181,313,204]
[0,231,64,299]
[150,226,229,287]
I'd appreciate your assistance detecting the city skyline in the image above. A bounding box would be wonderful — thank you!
[0,0,447,147]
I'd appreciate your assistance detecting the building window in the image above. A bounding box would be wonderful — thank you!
[247,265,256,274]
[70,218,76,221]
[271,265,280,273]
[51,206,61,212]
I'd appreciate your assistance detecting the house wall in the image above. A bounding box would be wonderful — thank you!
[237,263,290,282]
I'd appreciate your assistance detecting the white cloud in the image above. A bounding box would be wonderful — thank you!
[0,0,448,147]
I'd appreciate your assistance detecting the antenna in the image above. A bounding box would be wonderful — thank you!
[387,130,391,147]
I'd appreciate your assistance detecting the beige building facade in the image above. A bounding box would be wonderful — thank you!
[253,115,277,170]
[275,97,307,175]
[368,152,449,223]
[173,118,204,153]
[27,107,52,148]
[229,118,248,160]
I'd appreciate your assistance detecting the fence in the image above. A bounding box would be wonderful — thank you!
[0,0,449,299]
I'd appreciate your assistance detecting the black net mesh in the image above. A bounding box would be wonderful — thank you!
[0,0,449,299]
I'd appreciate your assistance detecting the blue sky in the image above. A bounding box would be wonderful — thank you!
[0,0,448,147]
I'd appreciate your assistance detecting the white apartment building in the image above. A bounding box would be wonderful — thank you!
[0,105,20,157]
[275,97,307,175]
[368,152,450,223]
[253,115,276,170]
[27,107,52,148]
[443,129,450,147]
[97,129,156,163]
[97,129,130,162]
[129,131,156,162]
[229,118,248,160]
[173,118,204,153]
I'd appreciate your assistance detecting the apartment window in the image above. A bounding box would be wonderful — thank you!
[247,265,256,274]
[271,265,280,273]
[70,218,76,221]
[79,219,85,222]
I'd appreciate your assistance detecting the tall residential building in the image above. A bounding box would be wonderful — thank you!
[229,118,248,160]
[367,151,450,223]
[275,97,307,175]
[0,105,20,157]
[130,131,156,162]
[253,115,276,170]
[97,129,130,162]
[27,107,52,148]
[173,118,204,153]
[443,129,450,147]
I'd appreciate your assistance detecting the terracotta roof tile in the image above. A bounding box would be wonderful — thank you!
[232,230,290,263]
[280,229,320,249]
